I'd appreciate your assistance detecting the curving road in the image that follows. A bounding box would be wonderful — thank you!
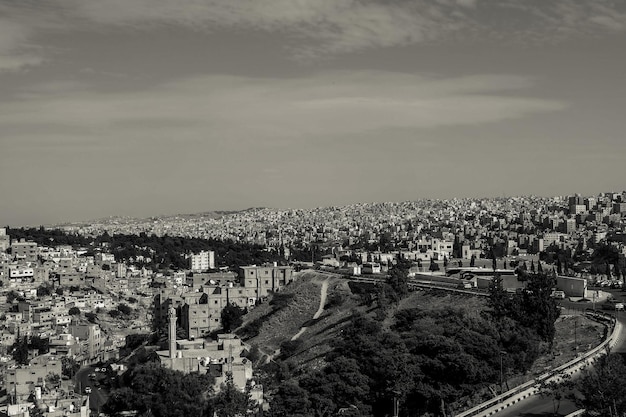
[490,312,626,417]
[291,277,329,341]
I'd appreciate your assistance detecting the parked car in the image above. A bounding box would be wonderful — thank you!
[85,386,92,394]
[551,290,566,299]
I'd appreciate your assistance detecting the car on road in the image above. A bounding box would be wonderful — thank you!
[551,290,566,299]
[85,387,92,394]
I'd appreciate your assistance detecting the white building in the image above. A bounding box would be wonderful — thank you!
[189,250,215,272]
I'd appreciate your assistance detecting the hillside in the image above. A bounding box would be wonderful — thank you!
[239,271,357,367]
[237,270,606,416]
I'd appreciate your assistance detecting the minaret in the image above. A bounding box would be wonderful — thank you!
[168,305,177,359]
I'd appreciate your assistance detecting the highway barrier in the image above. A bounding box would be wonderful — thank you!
[454,313,620,417]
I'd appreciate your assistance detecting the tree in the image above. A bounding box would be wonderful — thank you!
[537,373,574,415]
[387,263,409,300]
[37,285,51,297]
[212,374,254,417]
[487,274,509,318]
[221,303,245,332]
[45,372,62,388]
[269,380,311,417]
[117,303,133,315]
[85,312,98,323]
[7,290,19,304]
[429,258,440,272]
[68,307,81,316]
[29,335,49,355]
[62,356,80,379]
[104,362,214,417]
[12,336,29,365]
[470,254,476,267]
[573,354,626,416]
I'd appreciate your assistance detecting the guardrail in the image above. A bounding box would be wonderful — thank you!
[454,313,620,417]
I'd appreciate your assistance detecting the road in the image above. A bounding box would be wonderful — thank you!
[75,365,109,416]
[491,301,626,417]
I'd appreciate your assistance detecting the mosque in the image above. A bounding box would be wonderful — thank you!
[156,305,260,395]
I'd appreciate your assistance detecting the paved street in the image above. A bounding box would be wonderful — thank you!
[75,365,110,416]
[491,294,626,417]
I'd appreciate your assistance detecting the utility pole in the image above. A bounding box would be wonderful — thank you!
[391,390,400,417]
[574,316,578,350]
[500,353,503,395]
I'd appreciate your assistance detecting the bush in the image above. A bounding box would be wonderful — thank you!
[325,293,346,309]
[109,310,121,318]
[237,317,264,340]
[269,293,295,311]
[280,339,303,359]
[85,312,97,323]
[117,304,132,315]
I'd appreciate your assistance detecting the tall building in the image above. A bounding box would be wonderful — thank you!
[0,227,9,253]
[69,323,102,362]
[189,251,215,272]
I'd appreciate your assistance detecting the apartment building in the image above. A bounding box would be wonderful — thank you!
[238,265,295,298]
[11,240,38,262]
[188,250,215,272]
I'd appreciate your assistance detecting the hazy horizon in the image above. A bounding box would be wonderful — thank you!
[8,190,621,229]
[2,0,626,226]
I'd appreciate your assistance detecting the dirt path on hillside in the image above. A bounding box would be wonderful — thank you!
[291,278,329,341]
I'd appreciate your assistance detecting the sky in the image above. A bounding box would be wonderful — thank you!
[1,0,625,226]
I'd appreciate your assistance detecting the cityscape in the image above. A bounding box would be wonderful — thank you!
[1,191,626,416]
[2,0,626,416]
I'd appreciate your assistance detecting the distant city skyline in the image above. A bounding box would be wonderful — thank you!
[1,0,625,226]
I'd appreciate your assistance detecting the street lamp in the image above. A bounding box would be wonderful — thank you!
[499,350,507,396]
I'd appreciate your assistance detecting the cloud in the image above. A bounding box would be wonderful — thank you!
[1,0,626,66]
[590,15,626,32]
[0,4,63,72]
[0,18,37,72]
[456,0,478,9]
[65,0,626,57]
[0,71,565,148]
[0,54,44,73]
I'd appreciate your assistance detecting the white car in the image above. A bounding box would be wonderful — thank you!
[551,291,565,299]
[85,387,92,394]
[615,303,624,311]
